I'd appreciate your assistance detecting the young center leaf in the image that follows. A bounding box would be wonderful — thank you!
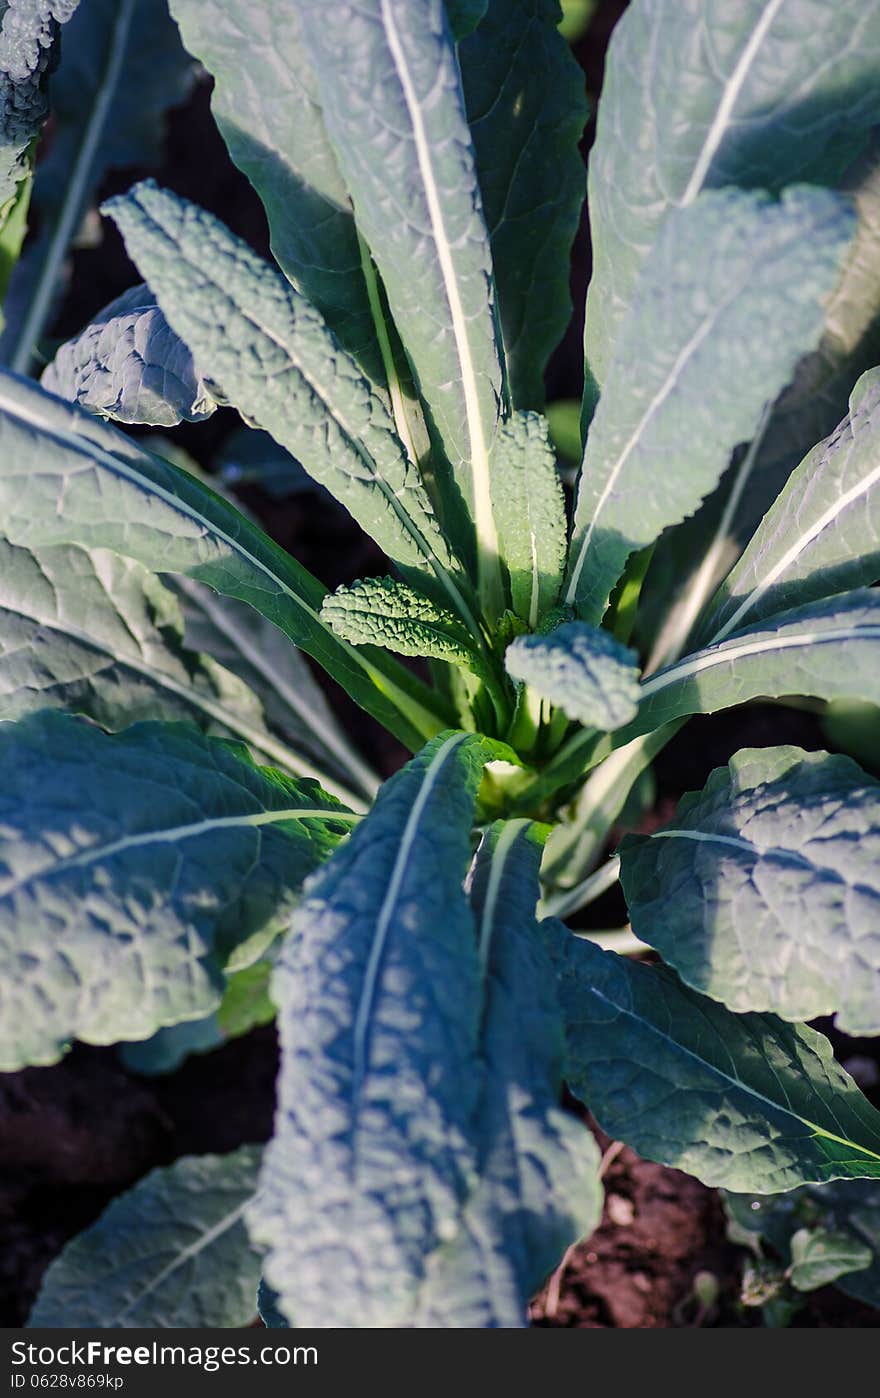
[249,732,503,1328]
[296,0,506,595]
[1,0,194,374]
[619,746,880,1034]
[168,0,384,385]
[543,924,880,1192]
[458,0,588,408]
[41,283,216,426]
[0,538,365,802]
[415,820,602,1326]
[505,622,641,732]
[0,712,356,1070]
[28,1147,263,1327]
[585,0,880,388]
[703,366,880,644]
[489,411,567,628]
[0,370,450,750]
[323,576,483,675]
[566,186,856,624]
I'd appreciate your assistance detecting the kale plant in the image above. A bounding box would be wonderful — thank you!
[6,0,880,1327]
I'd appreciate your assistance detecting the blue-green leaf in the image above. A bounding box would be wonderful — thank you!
[505,622,640,731]
[620,746,880,1034]
[627,590,880,742]
[173,577,379,804]
[41,283,216,426]
[705,366,880,643]
[106,183,460,595]
[544,923,880,1191]
[28,1147,263,1326]
[0,537,366,802]
[296,0,505,587]
[168,0,382,384]
[567,187,855,623]
[1,0,194,373]
[459,0,588,408]
[585,0,880,387]
[415,820,601,1326]
[0,369,450,750]
[0,712,355,1069]
[249,731,501,1328]
[0,0,80,211]
[323,576,481,673]
[490,411,567,627]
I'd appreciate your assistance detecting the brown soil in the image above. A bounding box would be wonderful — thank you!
[2,0,878,1332]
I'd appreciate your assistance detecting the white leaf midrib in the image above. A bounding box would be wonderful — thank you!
[379,0,498,562]
[5,803,356,897]
[108,1195,255,1327]
[0,596,360,801]
[565,291,730,606]
[0,377,437,733]
[477,819,531,971]
[351,732,468,1103]
[641,621,880,700]
[679,0,787,207]
[586,981,880,1170]
[711,456,880,643]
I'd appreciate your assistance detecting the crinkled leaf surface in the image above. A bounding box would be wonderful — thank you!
[505,621,640,731]
[168,0,382,383]
[249,732,498,1328]
[41,283,216,426]
[566,187,855,623]
[296,0,505,557]
[705,367,880,643]
[585,0,880,387]
[621,747,880,1034]
[0,370,449,751]
[459,0,588,407]
[323,576,480,673]
[0,712,354,1069]
[0,0,79,209]
[490,411,567,627]
[29,1147,263,1326]
[543,923,880,1191]
[0,0,194,371]
[106,183,455,585]
[416,821,601,1326]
